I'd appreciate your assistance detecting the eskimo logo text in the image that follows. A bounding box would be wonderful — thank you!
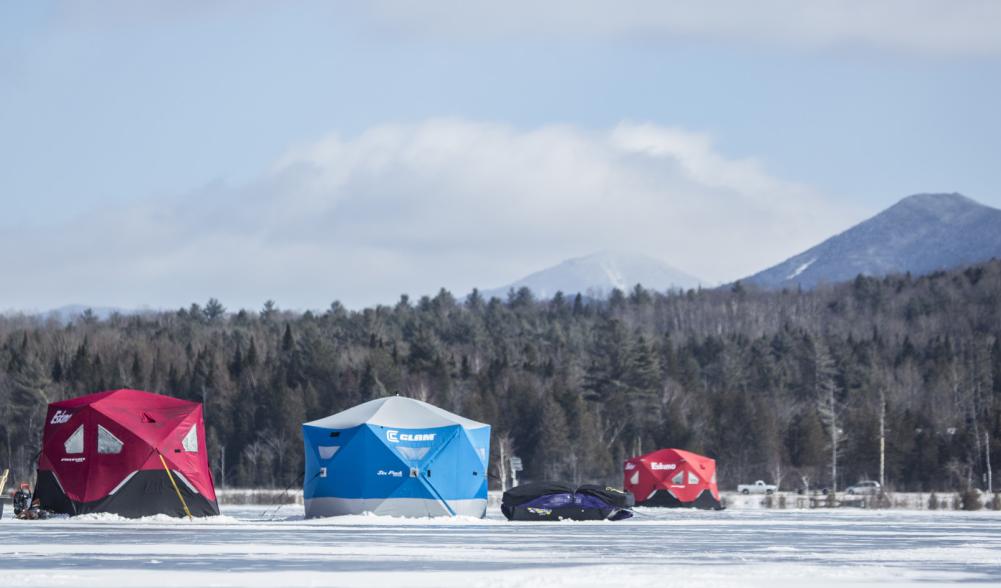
[50,410,72,425]
[386,430,435,443]
[650,462,677,470]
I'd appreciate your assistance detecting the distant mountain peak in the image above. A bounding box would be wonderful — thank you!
[563,250,667,288]
[896,191,972,206]
[743,193,1001,289]
[888,192,985,217]
[485,250,703,300]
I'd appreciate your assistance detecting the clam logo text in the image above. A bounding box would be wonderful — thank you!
[386,430,436,443]
[50,410,72,425]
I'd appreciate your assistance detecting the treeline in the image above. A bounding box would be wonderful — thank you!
[2,261,1000,493]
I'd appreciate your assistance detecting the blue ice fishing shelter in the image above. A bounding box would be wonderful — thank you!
[302,396,491,518]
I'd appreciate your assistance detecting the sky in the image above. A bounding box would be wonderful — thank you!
[1,0,999,311]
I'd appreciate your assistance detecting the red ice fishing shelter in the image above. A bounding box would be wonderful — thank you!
[34,389,219,517]
[624,448,722,510]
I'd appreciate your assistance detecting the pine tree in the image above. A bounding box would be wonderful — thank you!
[245,338,259,367]
[205,298,226,323]
[583,318,631,403]
[260,300,278,321]
[536,395,572,479]
[360,362,387,399]
[130,352,144,388]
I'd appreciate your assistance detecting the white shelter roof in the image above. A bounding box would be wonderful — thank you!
[304,396,488,430]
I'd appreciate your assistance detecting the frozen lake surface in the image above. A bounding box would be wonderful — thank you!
[1,505,1000,587]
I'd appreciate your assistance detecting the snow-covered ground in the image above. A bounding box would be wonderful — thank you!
[2,505,1000,587]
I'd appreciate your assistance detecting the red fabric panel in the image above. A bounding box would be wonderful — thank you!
[38,389,218,505]
[623,447,720,503]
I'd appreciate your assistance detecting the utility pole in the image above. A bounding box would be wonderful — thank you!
[986,431,993,495]
[497,441,508,492]
[879,389,886,490]
[831,422,838,496]
[829,389,838,496]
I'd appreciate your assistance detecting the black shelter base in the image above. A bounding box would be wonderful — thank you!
[500,481,635,521]
[34,469,220,518]
[638,489,724,510]
[503,505,628,521]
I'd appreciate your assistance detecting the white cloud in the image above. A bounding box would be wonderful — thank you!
[368,0,1001,57]
[1,119,856,311]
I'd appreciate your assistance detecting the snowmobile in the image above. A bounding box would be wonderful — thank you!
[501,482,635,521]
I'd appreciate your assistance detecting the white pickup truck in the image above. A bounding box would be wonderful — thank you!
[738,480,777,495]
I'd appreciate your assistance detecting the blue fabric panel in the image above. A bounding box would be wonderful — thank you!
[464,427,491,468]
[304,425,415,500]
[424,426,488,500]
[369,423,452,467]
[303,421,492,504]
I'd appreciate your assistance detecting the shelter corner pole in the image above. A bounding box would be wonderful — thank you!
[158,453,193,520]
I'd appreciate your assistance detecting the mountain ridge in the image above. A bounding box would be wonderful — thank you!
[742,193,1001,289]
[483,250,703,300]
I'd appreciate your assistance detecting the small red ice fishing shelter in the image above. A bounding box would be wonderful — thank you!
[34,389,219,517]
[624,448,722,510]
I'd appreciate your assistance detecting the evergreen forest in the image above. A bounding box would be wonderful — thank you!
[2,260,1000,494]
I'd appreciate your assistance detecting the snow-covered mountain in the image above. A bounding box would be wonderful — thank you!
[483,251,703,300]
[742,193,1001,289]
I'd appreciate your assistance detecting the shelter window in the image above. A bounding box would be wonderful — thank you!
[397,446,430,461]
[182,425,198,452]
[318,446,340,460]
[671,471,685,485]
[688,472,700,485]
[98,425,123,454]
[64,425,84,454]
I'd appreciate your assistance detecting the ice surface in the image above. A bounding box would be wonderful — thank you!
[2,505,1000,587]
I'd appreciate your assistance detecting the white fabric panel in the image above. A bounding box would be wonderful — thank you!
[182,424,198,452]
[304,497,487,519]
[64,425,84,454]
[304,396,488,430]
[98,425,123,454]
[318,446,340,459]
[396,446,430,461]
